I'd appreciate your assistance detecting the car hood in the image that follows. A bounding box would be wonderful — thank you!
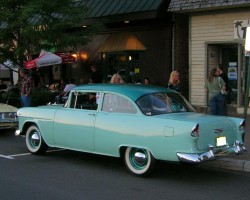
[0,103,18,112]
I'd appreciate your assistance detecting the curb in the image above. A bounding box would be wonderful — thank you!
[201,158,250,172]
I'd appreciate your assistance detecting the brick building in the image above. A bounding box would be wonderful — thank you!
[61,0,190,98]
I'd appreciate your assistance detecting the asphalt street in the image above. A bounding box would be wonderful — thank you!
[1,130,250,200]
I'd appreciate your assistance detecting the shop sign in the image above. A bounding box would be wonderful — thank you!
[228,62,237,80]
[234,20,249,39]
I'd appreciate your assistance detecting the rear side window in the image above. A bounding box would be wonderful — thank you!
[136,92,195,115]
[102,93,137,114]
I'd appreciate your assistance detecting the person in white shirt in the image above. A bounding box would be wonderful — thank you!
[56,79,76,102]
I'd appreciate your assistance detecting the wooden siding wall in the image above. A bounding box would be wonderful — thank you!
[190,10,250,106]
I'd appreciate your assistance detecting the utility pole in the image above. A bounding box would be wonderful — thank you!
[244,27,250,120]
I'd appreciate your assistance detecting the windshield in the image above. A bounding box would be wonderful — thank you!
[136,92,195,116]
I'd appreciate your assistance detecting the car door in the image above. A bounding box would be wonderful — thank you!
[53,91,99,151]
[94,93,139,155]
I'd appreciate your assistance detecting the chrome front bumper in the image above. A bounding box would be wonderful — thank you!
[177,140,246,164]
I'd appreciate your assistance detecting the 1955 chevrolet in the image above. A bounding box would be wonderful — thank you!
[16,84,246,177]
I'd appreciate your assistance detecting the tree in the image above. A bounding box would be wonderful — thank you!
[0,0,103,70]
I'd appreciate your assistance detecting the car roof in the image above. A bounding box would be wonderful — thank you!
[73,84,176,101]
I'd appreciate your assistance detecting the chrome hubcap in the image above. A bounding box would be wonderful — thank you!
[30,132,40,147]
[134,152,147,165]
[130,148,148,169]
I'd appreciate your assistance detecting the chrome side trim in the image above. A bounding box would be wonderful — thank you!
[177,140,246,164]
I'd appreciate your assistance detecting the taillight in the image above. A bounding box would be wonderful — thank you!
[239,120,245,131]
[191,124,199,137]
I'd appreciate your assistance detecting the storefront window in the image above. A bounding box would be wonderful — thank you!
[103,52,140,83]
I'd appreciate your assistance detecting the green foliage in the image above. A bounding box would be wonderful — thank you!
[0,0,103,68]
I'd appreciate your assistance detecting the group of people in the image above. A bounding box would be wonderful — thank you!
[142,68,229,117]
[17,67,73,107]
[18,63,228,116]
[165,66,230,116]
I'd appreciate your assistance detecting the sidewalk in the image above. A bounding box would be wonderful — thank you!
[202,113,250,172]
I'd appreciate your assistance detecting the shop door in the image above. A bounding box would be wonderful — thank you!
[207,44,240,105]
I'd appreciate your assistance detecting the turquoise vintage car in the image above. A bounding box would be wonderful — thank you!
[16,84,246,176]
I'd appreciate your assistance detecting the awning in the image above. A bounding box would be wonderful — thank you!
[25,52,62,69]
[98,32,147,53]
[54,52,77,63]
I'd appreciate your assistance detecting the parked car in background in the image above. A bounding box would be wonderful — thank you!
[15,84,246,177]
[0,103,18,130]
[0,87,21,108]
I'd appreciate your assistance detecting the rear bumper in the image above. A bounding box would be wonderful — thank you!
[177,140,246,164]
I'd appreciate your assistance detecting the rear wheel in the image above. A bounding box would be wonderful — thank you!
[124,147,155,177]
[25,125,48,155]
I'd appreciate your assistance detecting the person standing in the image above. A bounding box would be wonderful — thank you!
[143,77,151,85]
[217,64,229,115]
[0,79,7,91]
[217,65,229,92]
[20,68,34,107]
[29,67,40,87]
[58,78,76,97]
[90,65,102,83]
[205,67,226,116]
[110,73,124,84]
[79,78,85,85]
[55,78,76,103]
[168,71,181,93]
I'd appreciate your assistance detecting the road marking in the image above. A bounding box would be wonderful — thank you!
[10,152,31,157]
[0,154,15,159]
[0,149,66,160]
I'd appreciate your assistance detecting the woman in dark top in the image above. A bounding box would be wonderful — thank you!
[168,71,181,93]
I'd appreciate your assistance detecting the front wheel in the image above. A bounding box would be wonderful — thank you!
[25,125,48,155]
[124,147,155,177]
